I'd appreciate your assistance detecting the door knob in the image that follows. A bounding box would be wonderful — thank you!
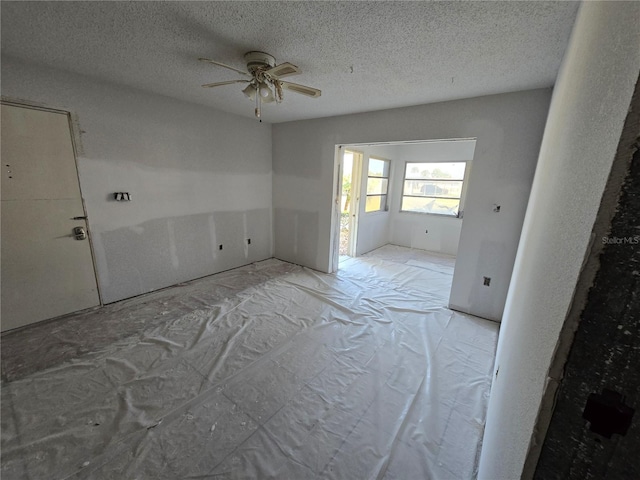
[73,226,87,240]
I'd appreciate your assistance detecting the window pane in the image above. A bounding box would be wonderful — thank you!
[401,196,460,216]
[405,162,466,180]
[369,158,389,177]
[366,195,387,212]
[367,177,388,195]
[403,180,463,198]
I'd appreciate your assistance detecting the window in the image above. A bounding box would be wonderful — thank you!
[401,162,467,216]
[365,157,390,213]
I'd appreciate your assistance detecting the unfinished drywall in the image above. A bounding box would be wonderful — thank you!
[388,140,476,256]
[478,3,640,479]
[273,89,550,321]
[1,56,273,304]
[390,214,461,256]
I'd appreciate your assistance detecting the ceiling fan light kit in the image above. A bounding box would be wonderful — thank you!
[199,51,321,120]
[242,83,257,100]
[259,84,271,98]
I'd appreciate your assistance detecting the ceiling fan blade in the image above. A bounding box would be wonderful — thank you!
[202,80,250,88]
[265,62,300,79]
[280,81,322,98]
[198,57,249,76]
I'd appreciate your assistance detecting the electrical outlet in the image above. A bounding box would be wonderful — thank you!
[219,244,223,250]
[247,239,251,245]
[483,277,491,286]
[425,229,429,234]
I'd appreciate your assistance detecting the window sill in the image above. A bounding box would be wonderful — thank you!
[399,210,462,219]
[365,209,390,216]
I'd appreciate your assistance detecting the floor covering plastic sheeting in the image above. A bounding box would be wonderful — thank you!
[1,245,499,479]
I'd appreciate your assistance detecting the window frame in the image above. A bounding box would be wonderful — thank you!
[400,161,469,217]
[365,156,391,214]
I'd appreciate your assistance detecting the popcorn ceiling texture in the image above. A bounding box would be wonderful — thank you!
[1,1,578,123]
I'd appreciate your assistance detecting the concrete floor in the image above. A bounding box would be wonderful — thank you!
[1,245,499,479]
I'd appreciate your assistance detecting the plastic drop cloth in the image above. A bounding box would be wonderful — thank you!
[1,245,499,479]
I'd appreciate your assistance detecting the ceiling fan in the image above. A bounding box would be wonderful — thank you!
[199,51,321,120]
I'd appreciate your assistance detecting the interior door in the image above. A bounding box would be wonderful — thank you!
[1,104,100,332]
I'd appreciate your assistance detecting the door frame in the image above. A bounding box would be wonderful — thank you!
[329,138,477,274]
[330,146,363,272]
[345,149,363,257]
[1,98,104,306]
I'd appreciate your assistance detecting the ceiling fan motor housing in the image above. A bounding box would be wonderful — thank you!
[244,51,276,73]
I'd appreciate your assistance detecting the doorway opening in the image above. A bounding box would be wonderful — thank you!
[339,149,362,261]
[330,138,476,279]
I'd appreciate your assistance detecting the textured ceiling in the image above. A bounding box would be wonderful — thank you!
[1,1,579,123]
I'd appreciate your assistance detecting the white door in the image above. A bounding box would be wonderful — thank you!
[1,104,100,332]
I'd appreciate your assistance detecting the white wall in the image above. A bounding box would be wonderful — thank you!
[388,140,476,256]
[1,56,273,304]
[478,3,640,479]
[273,89,550,321]
[390,213,461,255]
